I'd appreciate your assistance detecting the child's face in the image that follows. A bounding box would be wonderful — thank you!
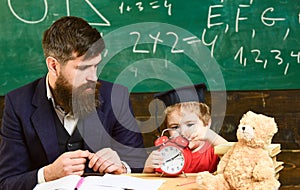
[166,108,206,150]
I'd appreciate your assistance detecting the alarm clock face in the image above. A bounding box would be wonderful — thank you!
[160,145,185,175]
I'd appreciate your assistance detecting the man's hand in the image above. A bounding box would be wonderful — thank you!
[88,148,125,174]
[44,150,90,181]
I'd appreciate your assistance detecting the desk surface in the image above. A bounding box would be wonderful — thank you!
[125,173,199,190]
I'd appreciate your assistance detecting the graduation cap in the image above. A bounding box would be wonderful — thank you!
[154,83,207,107]
[153,83,207,135]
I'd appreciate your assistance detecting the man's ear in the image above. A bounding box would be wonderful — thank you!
[46,56,59,76]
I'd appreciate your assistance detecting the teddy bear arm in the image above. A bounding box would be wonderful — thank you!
[197,171,230,190]
[253,159,275,181]
[216,148,233,173]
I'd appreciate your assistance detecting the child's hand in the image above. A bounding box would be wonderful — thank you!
[181,123,209,150]
[143,150,164,173]
[182,123,226,148]
[187,124,209,141]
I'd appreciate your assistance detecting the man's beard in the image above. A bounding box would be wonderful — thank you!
[52,74,101,119]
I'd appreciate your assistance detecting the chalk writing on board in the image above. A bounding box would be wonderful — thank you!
[5,0,300,59]
[234,47,299,73]
[233,47,298,75]
[208,3,287,31]
[261,8,286,27]
[130,31,187,54]
[128,28,294,75]
[8,0,111,26]
[119,0,172,16]
[2,0,300,94]
[8,0,48,24]
[207,1,298,76]
[122,30,217,58]
[72,0,110,26]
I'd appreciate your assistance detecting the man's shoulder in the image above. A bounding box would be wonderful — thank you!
[6,77,45,99]
[99,80,128,92]
[98,80,130,104]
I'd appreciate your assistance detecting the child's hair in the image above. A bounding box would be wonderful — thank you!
[165,102,211,126]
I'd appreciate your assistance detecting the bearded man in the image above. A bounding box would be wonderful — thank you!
[0,16,147,190]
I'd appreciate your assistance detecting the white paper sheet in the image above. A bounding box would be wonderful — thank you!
[33,174,165,190]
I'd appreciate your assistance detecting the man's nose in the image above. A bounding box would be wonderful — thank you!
[86,67,98,81]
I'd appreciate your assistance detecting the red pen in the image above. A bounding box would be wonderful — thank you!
[74,177,84,190]
[177,180,196,186]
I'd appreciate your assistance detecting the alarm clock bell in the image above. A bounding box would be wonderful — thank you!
[154,130,192,176]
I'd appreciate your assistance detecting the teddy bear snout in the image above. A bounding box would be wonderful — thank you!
[237,125,255,141]
[240,125,252,133]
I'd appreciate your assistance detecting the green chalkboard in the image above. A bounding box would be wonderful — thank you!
[0,0,299,95]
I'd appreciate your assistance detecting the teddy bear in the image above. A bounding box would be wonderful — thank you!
[196,111,280,190]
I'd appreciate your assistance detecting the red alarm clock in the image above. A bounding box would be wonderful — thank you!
[154,134,192,176]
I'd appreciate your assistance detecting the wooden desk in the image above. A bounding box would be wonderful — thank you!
[125,173,199,190]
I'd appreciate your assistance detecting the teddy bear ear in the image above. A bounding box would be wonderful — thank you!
[241,111,256,121]
[245,110,255,117]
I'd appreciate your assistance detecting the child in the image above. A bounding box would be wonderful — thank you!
[143,83,227,173]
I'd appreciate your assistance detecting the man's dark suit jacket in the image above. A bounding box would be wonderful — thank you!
[0,76,147,190]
